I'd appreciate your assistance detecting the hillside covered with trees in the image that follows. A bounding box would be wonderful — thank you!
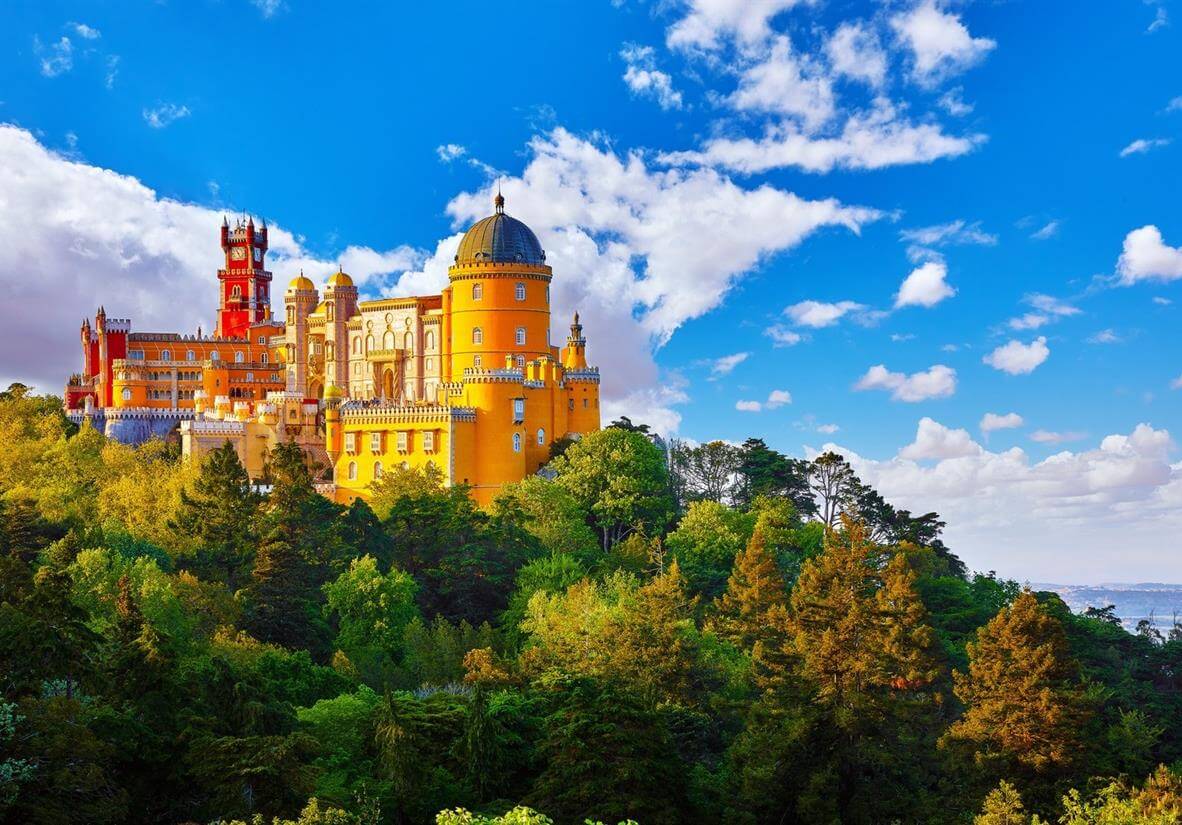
[1,383,1180,824]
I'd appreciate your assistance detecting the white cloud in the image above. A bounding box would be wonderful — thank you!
[661,98,985,174]
[729,36,834,130]
[890,0,996,86]
[817,423,840,434]
[1166,96,1182,113]
[825,22,887,87]
[709,351,749,377]
[1031,429,1088,444]
[1030,220,1060,240]
[899,417,981,460]
[1088,329,1121,344]
[1172,374,1182,390]
[35,36,74,78]
[1120,137,1171,157]
[1153,296,1173,306]
[0,125,427,394]
[785,299,868,328]
[1006,293,1079,330]
[938,87,973,116]
[436,143,467,162]
[891,333,916,342]
[1007,313,1049,331]
[1117,225,1182,284]
[621,44,684,111]
[72,23,101,40]
[736,399,763,412]
[900,218,996,261]
[980,412,1023,434]
[983,337,1050,375]
[143,103,191,129]
[766,389,792,408]
[764,324,804,346]
[1147,4,1168,33]
[104,55,120,90]
[251,0,285,17]
[666,0,815,52]
[894,260,955,308]
[815,423,1180,581]
[854,363,957,402]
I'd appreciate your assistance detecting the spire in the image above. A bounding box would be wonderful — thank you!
[494,183,505,215]
[222,214,229,227]
[246,215,254,228]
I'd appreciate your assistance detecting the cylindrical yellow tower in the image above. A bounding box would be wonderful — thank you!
[447,194,552,376]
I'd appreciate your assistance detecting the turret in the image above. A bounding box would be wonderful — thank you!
[324,384,344,466]
[562,311,588,370]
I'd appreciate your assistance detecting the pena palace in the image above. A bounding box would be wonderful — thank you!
[64,196,601,506]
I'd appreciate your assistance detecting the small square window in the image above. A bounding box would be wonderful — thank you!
[370,432,382,453]
[513,398,525,423]
[423,430,435,452]
[396,431,409,452]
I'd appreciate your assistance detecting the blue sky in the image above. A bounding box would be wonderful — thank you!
[1,0,1181,581]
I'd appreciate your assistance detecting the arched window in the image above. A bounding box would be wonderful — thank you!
[404,332,413,350]
[537,427,545,445]
[425,357,433,371]
[231,285,242,298]
[366,334,375,353]
[235,351,245,363]
[473,355,482,367]
[383,331,395,349]
[186,350,195,361]
[347,461,358,481]
[373,461,383,479]
[515,282,526,301]
[425,330,434,350]
[121,388,132,402]
[472,327,483,345]
[472,283,483,300]
[326,342,335,361]
[287,306,295,324]
[211,351,220,361]
[515,327,526,346]
[161,349,171,361]
[512,433,521,453]
[326,302,334,321]
[260,352,268,364]
[353,337,361,354]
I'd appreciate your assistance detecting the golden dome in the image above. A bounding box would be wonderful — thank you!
[324,384,343,399]
[288,273,315,291]
[327,267,353,287]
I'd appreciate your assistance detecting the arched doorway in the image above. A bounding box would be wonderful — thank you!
[308,382,322,400]
[382,369,394,400]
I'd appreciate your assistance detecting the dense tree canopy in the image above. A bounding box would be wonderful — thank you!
[0,386,1179,824]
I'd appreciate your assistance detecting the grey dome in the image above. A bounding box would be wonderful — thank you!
[455,195,546,266]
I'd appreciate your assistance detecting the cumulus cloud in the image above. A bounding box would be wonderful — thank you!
[72,23,101,40]
[729,36,834,130]
[825,21,887,87]
[143,103,191,129]
[621,44,684,111]
[854,363,957,402]
[894,260,955,308]
[666,0,815,52]
[980,412,1024,434]
[436,143,467,162]
[0,125,423,393]
[785,299,870,328]
[1117,225,1182,284]
[817,423,840,434]
[1120,138,1171,158]
[736,388,792,412]
[983,337,1050,374]
[890,0,996,86]
[736,399,764,412]
[899,417,981,460]
[815,423,1180,580]
[661,99,986,174]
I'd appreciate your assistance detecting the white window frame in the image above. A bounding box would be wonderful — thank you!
[515,327,526,346]
[347,461,358,481]
[396,430,409,452]
[512,433,522,452]
[515,282,526,301]
[423,430,435,452]
[370,432,383,453]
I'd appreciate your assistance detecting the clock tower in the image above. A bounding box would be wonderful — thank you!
[216,215,273,339]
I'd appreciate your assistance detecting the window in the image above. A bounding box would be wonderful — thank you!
[246,372,254,382]
[512,433,522,452]
[537,427,545,445]
[231,285,242,298]
[472,283,483,300]
[187,350,195,361]
[423,430,435,452]
[347,461,358,481]
[326,342,335,361]
[383,331,395,349]
[583,398,588,408]
[370,432,382,453]
[287,306,295,324]
[353,337,361,355]
[326,302,334,321]
[515,355,525,367]
[258,336,266,345]
[161,350,171,361]
[211,351,220,361]
[515,327,526,346]
[345,432,357,454]
[373,461,383,479]
[404,332,413,350]
[121,388,132,402]
[515,282,526,301]
[513,398,525,423]
[260,353,268,364]
[472,327,483,345]
[425,331,434,350]
[473,355,482,368]
[235,351,245,363]
[396,431,409,452]
[425,357,433,371]
[129,350,145,360]
[366,334,375,352]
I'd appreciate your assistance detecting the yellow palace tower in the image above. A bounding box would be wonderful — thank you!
[321,193,601,505]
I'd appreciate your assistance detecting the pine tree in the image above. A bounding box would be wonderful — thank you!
[713,525,789,653]
[945,590,1093,777]
[171,441,260,590]
[975,781,1034,825]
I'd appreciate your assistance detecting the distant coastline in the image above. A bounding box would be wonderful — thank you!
[1033,582,1182,631]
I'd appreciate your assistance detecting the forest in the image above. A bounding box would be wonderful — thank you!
[1,382,1180,824]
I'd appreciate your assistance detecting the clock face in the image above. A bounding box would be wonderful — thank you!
[230,246,247,261]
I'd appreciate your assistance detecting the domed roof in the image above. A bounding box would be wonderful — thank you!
[454,194,546,266]
[288,273,315,291]
[327,268,353,288]
[324,384,343,399]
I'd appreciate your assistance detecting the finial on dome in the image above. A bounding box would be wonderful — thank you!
[573,311,580,326]
[494,183,504,215]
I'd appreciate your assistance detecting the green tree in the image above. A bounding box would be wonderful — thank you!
[492,476,598,560]
[323,556,420,685]
[172,441,260,590]
[550,428,673,551]
[665,500,754,599]
[669,439,740,505]
[732,438,815,517]
[713,526,789,653]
